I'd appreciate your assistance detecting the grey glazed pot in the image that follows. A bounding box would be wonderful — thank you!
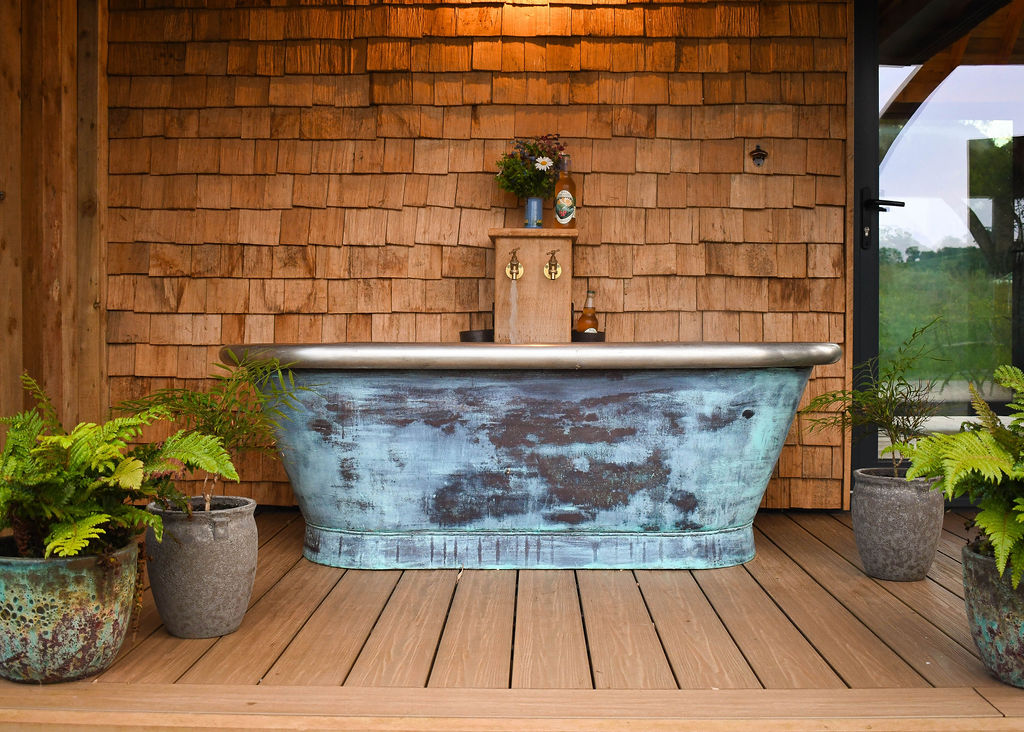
[146,496,258,638]
[851,468,942,581]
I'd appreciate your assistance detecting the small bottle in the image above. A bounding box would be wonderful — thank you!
[553,155,577,228]
[575,290,598,333]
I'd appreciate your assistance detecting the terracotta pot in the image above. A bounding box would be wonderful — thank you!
[0,539,138,683]
[962,544,1024,687]
[851,467,942,581]
[146,496,257,638]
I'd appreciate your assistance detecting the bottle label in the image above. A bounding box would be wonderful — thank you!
[554,189,576,224]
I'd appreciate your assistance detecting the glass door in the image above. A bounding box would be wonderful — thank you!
[857,0,1024,466]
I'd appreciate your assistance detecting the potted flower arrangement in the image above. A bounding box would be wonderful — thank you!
[900,364,1024,687]
[113,351,302,638]
[801,322,942,581]
[0,374,236,682]
[495,134,566,228]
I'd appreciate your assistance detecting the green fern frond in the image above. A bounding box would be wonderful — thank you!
[976,498,1024,578]
[108,505,163,542]
[970,382,1005,435]
[44,514,110,558]
[154,430,239,482]
[108,457,144,490]
[19,373,63,434]
[1011,543,1024,589]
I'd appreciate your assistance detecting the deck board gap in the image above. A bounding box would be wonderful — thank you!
[338,569,408,687]
[508,569,519,690]
[573,569,598,689]
[632,569,681,690]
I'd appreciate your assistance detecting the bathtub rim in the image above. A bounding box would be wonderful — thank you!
[220,341,841,371]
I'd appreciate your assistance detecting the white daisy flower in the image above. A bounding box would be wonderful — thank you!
[534,156,553,171]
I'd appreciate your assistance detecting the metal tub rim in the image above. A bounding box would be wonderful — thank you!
[220,342,841,371]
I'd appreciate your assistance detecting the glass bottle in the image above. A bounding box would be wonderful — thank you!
[553,155,577,228]
[575,290,598,332]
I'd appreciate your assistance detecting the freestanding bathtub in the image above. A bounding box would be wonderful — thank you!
[223,342,841,570]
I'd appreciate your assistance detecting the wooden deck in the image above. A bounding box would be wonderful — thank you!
[4,509,1024,730]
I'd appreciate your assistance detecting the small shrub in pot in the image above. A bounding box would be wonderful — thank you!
[801,323,942,581]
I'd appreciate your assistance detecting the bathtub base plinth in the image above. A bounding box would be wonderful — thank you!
[303,523,755,570]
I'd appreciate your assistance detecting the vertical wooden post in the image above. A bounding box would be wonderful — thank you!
[19,0,88,426]
[0,0,24,419]
[76,0,108,422]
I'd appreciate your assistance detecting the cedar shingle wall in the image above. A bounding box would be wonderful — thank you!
[106,1,850,508]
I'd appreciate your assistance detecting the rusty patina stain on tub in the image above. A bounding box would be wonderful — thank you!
[224,343,841,570]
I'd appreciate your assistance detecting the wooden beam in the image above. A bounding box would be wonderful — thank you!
[76,0,107,422]
[20,0,79,424]
[0,0,24,420]
[996,0,1024,63]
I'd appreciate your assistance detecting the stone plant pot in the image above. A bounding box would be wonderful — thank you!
[851,467,943,581]
[146,496,258,638]
[0,539,138,682]
[962,544,1024,687]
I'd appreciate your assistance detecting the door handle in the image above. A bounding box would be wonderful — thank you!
[864,198,905,212]
[860,188,906,250]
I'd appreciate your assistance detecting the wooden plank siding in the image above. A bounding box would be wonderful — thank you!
[3,508,1023,730]
[103,0,853,509]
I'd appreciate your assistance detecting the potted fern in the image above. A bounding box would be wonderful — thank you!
[801,323,942,581]
[900,364,1024,687]
[0,375,236,682]
[114,352,301,638]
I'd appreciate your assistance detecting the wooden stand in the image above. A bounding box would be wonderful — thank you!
[489,229,577,344]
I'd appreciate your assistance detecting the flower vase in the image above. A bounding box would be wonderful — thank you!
[524,197,543,228]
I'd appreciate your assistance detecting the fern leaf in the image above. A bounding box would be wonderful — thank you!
[111,457,145,490]
[109,504,163,542]
[976,498,1024,577]
[969,382,1004,435]
[155,430,239,482]
[1011,543,1024,590]
[44,514,110,557]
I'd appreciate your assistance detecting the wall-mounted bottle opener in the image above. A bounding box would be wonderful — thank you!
[544,249,561,280]
[505,248,523,280]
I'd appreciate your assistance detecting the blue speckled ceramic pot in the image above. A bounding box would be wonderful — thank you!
[0,539,137,683]
[963,544,1024,687]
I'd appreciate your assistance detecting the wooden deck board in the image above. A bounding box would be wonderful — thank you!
[344,570,459,687]
[0,685,1009,731]
[576,570,677,689]
[757,513,994,687]
[693,563,846,689]
[747,527,929,688]
[635,569,761,689]
[428,570,516,689]
[262,569,401,686]
[511,570,591,689]
[791,512,977,653]
[9,509,1024,728]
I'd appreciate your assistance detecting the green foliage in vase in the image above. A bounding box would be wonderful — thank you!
[494,134,566,200]
[801,320,940,475]
[900,365,1024,587]
[0,375,237,558]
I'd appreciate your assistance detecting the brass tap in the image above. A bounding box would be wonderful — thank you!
[505,247,523,280]
[544,249,562,280]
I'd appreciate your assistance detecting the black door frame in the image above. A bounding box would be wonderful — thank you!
[851,0,882,471]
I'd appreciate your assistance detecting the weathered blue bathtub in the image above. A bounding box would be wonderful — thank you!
[224,343,840,570]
